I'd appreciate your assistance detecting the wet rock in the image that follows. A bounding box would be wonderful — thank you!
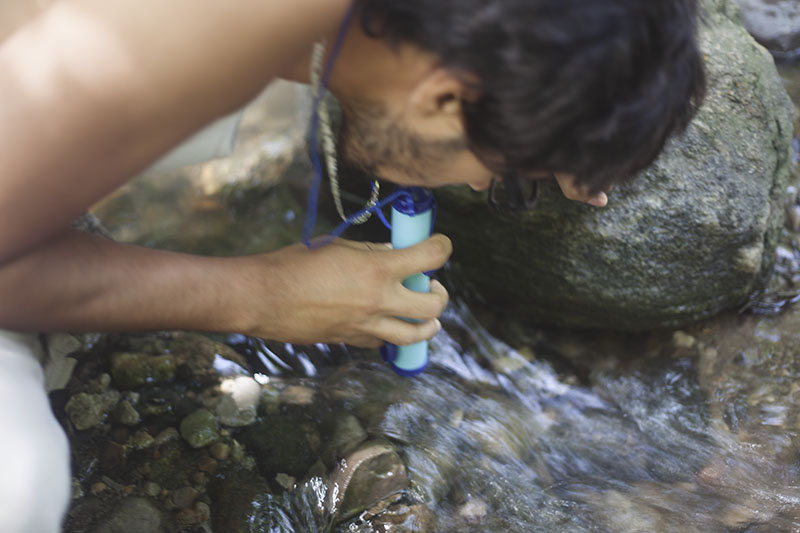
[371,503,436,532]
[432,0,794,330]
[323,412,368,466]
[239,413,321,478]
[735,0,800,55]
[94,497,165,533]
[180,409,220,449]
[114,400,141,426]
[153,427,180,447]
[280,385,316,406]
[111,352,176,389]
[171,486,199,509]
[328,441,409,522]
[216,376,260,427]
[65,390,121,430]
[175,501,211,526]
[457,497,489,524]
[275,473,296,491]
[672,331,697,350]
[129,430,155,450]
[167,332,248,383]
[209,473,276,533]
[210,442,231,461]
[143,482,161,498]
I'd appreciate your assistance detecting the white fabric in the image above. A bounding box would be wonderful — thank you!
[0,330,70,533]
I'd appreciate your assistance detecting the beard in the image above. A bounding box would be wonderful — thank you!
[335,98,468,187]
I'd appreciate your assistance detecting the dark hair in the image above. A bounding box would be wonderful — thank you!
[359,0,706,194]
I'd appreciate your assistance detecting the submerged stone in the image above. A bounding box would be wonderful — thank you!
[111,352,176,389]
[65,391,121,430]
[179,408,220,449]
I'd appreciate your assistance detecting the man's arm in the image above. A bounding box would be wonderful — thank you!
[0,229,451,347]
[0,0,346,265]
[0,0,452,347]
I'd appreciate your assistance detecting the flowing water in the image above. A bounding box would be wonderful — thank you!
[86,78,800,532]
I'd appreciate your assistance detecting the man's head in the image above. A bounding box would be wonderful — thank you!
[325,0,705,203]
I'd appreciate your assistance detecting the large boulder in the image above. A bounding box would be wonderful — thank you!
[735,0,800,56]
[435,0,795,330]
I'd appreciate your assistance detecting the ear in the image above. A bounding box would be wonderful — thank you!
[408,69,474,124]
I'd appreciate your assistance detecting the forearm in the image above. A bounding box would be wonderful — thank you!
[0,229,261,335]
[0,0,349,264]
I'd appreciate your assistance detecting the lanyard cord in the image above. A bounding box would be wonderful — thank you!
[302,3,384,248]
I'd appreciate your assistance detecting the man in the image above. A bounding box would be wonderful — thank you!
[0,0,704,530]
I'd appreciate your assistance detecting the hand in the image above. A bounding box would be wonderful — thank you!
[239,234,452,348]
[554,172,613,207]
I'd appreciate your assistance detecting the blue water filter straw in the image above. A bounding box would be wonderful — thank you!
[380,188,435,377]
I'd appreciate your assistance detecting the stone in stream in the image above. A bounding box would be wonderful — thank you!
[430,0,794,330]
[216,375,260,427]
[93,497,165,533]
[65,390,121,430]
[735,0,800,55]
[179,408,220,449]
[110,352,176,389]
[327,441,409,522]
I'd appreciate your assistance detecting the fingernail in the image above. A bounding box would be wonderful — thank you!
[434,319,442,333]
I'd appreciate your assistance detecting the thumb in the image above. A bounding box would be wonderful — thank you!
[389,233,452,278]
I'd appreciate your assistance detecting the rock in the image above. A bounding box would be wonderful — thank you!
[110,352,176,389]
[328,441,409,522]
[175,501,211,526]
[323,413,368,466]
[239,413,321,478]
[457,497,489,524]
[65,391,121,430]
[143,482,161,498]
[210,442,231,461]
[179,409,220,449]
[279,385,316,406]
[433,0,794,330]
[94,497,164,533]
[275,473,296,491]
[171,486,199,509]
[216,376,260,427]
[129,430,155,450]
[735,0,800,55]
[114,400,141,426]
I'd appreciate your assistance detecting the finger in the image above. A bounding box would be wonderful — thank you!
[389,234,452,278]
[332,239,393,252]
[389,279,449,320]
[343,335,384,349]
[587,191,608,207]
[369,317,442,346]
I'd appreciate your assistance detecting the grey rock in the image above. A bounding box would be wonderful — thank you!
[216,376,260,427]
[179,409,220,449]
[735,0,800,55]
[94,497,164,533]
[435,0,794,330]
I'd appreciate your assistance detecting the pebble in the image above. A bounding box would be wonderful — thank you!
[179,409,220,449]
[143,482,161,498]
[672,331,696,350]
[217,376,261,427]
[210,442,231,461]
[94,497,164,533]
[115,400,141,426]
[91,481,108,495]
[457,497,489,524]
[275,473,296,491]
[197,456,219,474]
[191,472,207,486]
[172,486,199,509]
[175,501,211,525]
[129,430,155,450]
[279,385,316,406]
[153,427,180,447]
